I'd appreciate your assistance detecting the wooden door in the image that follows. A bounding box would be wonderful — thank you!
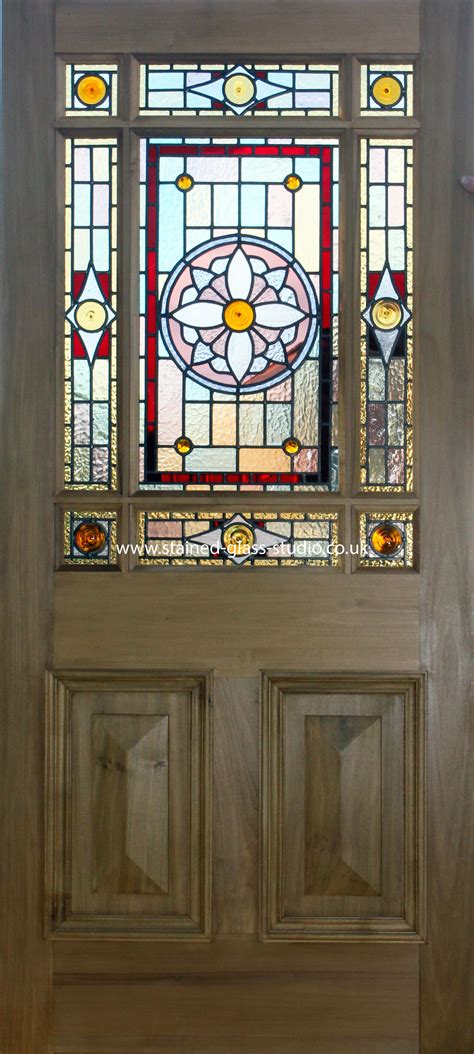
[1,2,472,1052]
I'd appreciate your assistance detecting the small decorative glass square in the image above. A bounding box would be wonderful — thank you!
[358,511,414,568]
[65,64,118,116]
[360,65,414,117]
[136,511,340,567]
[63,510,118,566]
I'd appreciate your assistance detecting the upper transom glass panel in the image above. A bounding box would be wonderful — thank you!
[139,63,339,117]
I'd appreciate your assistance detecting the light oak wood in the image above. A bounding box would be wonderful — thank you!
[54,573,420,673]
[46,672,212,938]
[261,674,425,940]
[0,1,55,1050]
[419,1,474,1050]
[55,0,420,55]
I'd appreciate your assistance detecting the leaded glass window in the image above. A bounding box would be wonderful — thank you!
[60,56,418,569]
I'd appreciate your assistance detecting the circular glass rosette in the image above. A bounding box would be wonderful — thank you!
[159,235,319,394]
[369,522,404,558]
[75,73,109,108]
[74,520,107,555]
[371,74,403,108]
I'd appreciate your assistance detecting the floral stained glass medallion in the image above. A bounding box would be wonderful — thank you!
[139,138,339,491]
[64,138,118,489]
[140,63,339,117]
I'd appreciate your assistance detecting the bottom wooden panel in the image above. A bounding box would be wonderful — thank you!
[53,943,419,1053]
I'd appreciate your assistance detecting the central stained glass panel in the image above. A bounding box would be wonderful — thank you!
[139,137,339,491]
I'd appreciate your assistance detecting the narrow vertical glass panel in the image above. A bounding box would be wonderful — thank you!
[65,64,118,117]
[65,138,118,489]
[360,138,413,492]
[136,510,340,566]
[360,64,414,117]
[139,63,339,117]
[139,137,339,492]
[62,509,118,566]
[358,510,415,568]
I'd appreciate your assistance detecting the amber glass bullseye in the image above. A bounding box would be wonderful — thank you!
[176,173,194,192]
[74,520,107,555]
[222,523,255,555]
[283,437,301,456]
[224,300,255,332]
[371,74,403,107]
[175,436,193,455]
[369,522,403,557]
[371,298,402,331]
[284,174,303,192]
[76,74,108,107]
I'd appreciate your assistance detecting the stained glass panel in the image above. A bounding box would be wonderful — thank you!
[139,137,339,491]
[140,63,339,117]
[65,138,118,489]
[62,509,118,565]
[65,64,118,116]
[136,511,340,566]
[360,65,414,117]
[360,138,413,491]
[358,510,415,568]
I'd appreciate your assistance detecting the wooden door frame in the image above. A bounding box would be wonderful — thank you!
[0,1,472,1051]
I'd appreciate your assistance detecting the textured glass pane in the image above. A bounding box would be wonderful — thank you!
[360,138,413,491]
[139,137,339,492]
[140,63,339,117]
[64,139,118,489]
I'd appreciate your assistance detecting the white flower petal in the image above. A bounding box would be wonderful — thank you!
[226,331,253,381]
[226,247,253,300]
[254,302,305,329]
[265,268,287,291]
[172,301,224,329]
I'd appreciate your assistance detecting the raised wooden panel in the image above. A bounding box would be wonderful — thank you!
[46,671,212,938]
[261,674,425,940]
[92,714,169,895]
[304,715,382,896]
